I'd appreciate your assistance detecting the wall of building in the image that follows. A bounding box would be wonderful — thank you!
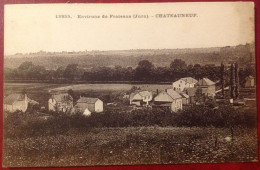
[48,98,56,111]
[171,98,182,112]
[12,100,28,112]
[172,80,194,91]
[95,99,103,112]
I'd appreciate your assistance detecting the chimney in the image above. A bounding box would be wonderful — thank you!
[156,89,159,95]
[165,89,167,92]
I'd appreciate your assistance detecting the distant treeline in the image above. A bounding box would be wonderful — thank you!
[5,43,255,70]
[4,59,255,86]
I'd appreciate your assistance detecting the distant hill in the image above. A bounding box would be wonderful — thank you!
[4,43,255,70]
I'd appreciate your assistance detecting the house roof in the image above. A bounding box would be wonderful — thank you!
[74,103,90,111]
[247,75,254,79]
[154,89,182,102]
[4,94,26,105]
[166,89,182,99]
[52,93,72,102]
[152,103,172,107]
[77,97,99,104]
[138,91,152,97]
[28,98,39,105]
[184,87,197,97]
[197,78,215,86]
[180,77,198,84]
[179,92,189,98]
[130,90,152,101]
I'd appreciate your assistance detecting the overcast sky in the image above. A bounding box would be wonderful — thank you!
[4,2,254,55]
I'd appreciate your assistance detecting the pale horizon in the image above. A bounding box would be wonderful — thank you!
[4,2,255,56]
[4,42,254,56]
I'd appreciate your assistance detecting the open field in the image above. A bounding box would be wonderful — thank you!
[4,83,69,94]
[4,82,172,95]
[3,126,258,167]
[49,83,172,93]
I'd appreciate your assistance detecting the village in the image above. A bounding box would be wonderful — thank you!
[3,63,256,117]
[2,2,258,166]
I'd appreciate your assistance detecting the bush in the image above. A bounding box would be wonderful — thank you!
[3,104,256,139]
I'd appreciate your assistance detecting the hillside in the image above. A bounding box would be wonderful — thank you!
[4,43,255,70]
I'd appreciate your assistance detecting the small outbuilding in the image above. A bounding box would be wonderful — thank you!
[244,75,255,88]
[4,94,29,113]
[75,97,103,113]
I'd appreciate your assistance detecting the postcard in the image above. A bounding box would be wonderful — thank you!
[3,2,257,167]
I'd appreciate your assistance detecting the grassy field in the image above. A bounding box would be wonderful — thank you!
[3,127,258,167]
[49,83,172,93]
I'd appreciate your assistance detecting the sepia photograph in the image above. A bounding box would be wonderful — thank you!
[2,2,258,167]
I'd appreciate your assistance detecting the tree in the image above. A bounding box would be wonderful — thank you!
[230,64,235,99]
[55,67,65,79]
[195,88,204,103]
[18,61,33,70]
[64,64,78,81]
[137,60,154,70]
[170,59,187,70]
[220,62,225,98]
[68,89,77,104]
[135,60,154,81]
[234,63,239,99]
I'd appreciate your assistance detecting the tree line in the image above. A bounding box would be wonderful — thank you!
[4,59,255,86]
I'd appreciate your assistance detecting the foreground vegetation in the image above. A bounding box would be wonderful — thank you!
[3,102,258,167]
[3,127,258,167]
[4,104,257,139]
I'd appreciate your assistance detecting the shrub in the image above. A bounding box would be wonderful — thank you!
[3,104,256,139]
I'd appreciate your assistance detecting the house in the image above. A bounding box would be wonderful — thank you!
[196,78,216,97]
[48,93,73,112]
[74,97,103,114]
[172,77,198,91]
[153,89,182,112]
[3,94,29,113]
[179,92,189,105]
[184,87,197,104]
[244,75,255,88]
[130,90,153,106]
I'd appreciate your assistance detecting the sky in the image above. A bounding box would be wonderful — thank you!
[4,2,255,55]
